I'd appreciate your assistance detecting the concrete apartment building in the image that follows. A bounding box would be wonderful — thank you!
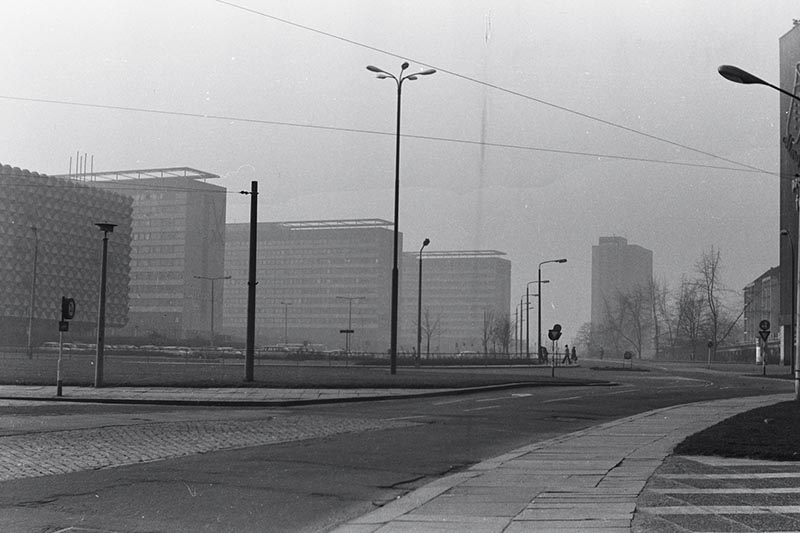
[590,236,653,356]
[223,219,396,351]
[88,168,227,342]
[399,250,511,354]
[779,23,800,366]
[0,163,132,344]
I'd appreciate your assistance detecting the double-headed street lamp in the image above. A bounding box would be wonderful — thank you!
[525,280,548,360]
[537,259,567,361]
[279,301,292,346]
[417,238,430,366]
[195,275,231,349]
[719,64,800,400]
[366,61,436,374]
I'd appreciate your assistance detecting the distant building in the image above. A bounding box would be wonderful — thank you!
[87,168,226,342]
[590,236,653,356]
[223,219,396,350]
[0,163,132,344]
[779,23,800,366]
[399,250,511,354]
[743,266,781,350]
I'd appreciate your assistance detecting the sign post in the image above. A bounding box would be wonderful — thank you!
[759,320,771,376]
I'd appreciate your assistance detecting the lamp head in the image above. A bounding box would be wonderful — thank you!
[401,61,409,70]
[423,238,430,247]
[557,258,567,263]
[718,65,766,85]
[366,65,383,73]
[95,222,117,233]
[418,68,436,76]
[781,229,790,236]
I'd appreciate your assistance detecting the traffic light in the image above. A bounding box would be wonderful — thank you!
[548,323,562,341]
[61,297,76,321]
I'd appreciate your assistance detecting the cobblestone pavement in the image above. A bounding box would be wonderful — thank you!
[635,455,800,532]
[0,414,417,482]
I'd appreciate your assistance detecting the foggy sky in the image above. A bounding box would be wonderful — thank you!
[2,0,796,341]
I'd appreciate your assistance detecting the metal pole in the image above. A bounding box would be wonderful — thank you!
[526,285,530,360]
[94,227,111,388]
[244,181,258,381]
[57,330,63,397]
[27,226,38,358]
[416,239,429,366]
[389,78,402,375]
[795,191,800,399]
[537,266,543,362]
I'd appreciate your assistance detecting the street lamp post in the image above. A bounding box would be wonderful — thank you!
[719,64,800,400]
[366,61,436,374]
[537,259,567,362]
[194,275,231,349]
[94,222,116,388]
[26,226,38,358]
[279,301,292,346]
[417,238,430,366]
[336,296,365,356]
[782,229,795,370]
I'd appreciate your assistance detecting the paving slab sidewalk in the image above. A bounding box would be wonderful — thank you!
[331,393,791,533]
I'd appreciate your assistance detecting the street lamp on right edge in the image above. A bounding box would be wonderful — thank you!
[537,258,567,363]
[719,64,800,400]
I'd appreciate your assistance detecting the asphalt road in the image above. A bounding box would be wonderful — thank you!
[0,362,791,532]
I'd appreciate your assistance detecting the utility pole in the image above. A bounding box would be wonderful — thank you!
[241,181,258,381]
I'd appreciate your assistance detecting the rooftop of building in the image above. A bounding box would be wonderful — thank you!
[54,166,219,183]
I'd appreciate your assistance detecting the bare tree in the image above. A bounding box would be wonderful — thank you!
[481,308,495,355]
[420,307,443,358]
[573,321,593,355]
[492,313,512,355]
[675,276,705,360]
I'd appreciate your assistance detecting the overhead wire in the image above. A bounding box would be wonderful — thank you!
[215,0,776,178]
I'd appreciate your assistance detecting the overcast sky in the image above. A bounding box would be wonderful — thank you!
[2,1,797,342]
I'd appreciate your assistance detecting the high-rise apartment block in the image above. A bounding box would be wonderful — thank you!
[400,250,511,354]
[89,168,226,341]
[0,163,132,344]
[223,219,396,350]
[591,236,653,354]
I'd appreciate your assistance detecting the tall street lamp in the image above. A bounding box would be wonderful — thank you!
[279,301,292,346]
[336,296,365,355]
[525,280,548,360]
[26,226,38,358]
[782,229,795,370]
[719,64,800,400]
[416,238,430,366]
[94,222,116,388]
[366,61,436,374]
[538,259,567,361]
[195,275,231,349]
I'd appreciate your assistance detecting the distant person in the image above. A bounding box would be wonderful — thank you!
[539,345,548,363]
[571,346,577,364]
[599,346,604,359]
[562,344,571,365]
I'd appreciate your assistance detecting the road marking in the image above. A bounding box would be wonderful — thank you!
[660,473,800,479]
[511,393,532,398]
[640,505,800,515]
[650,488,800,494]
[541,395,583,404]
[464,405,502,412]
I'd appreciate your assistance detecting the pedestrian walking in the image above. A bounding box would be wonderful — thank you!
[571,345,577,364]
[562,344,571,365]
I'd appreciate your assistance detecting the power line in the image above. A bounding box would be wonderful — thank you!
[216,0,772,177]
[0,93,778,178]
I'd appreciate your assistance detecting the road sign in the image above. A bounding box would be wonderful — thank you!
[58,321,69,332]
[760,320,771,331]
[339,329,354,334]
[759,330,771,342]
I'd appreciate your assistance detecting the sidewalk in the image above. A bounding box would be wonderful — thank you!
[331,393,792,533]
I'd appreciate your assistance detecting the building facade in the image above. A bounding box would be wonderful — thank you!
[779,23,800,366]
[399,250,511,354]
[743,266,781,349]
[0,163,132,345]
[88,168,226,342]
[590,236,653,357]
[223,219,397,351]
